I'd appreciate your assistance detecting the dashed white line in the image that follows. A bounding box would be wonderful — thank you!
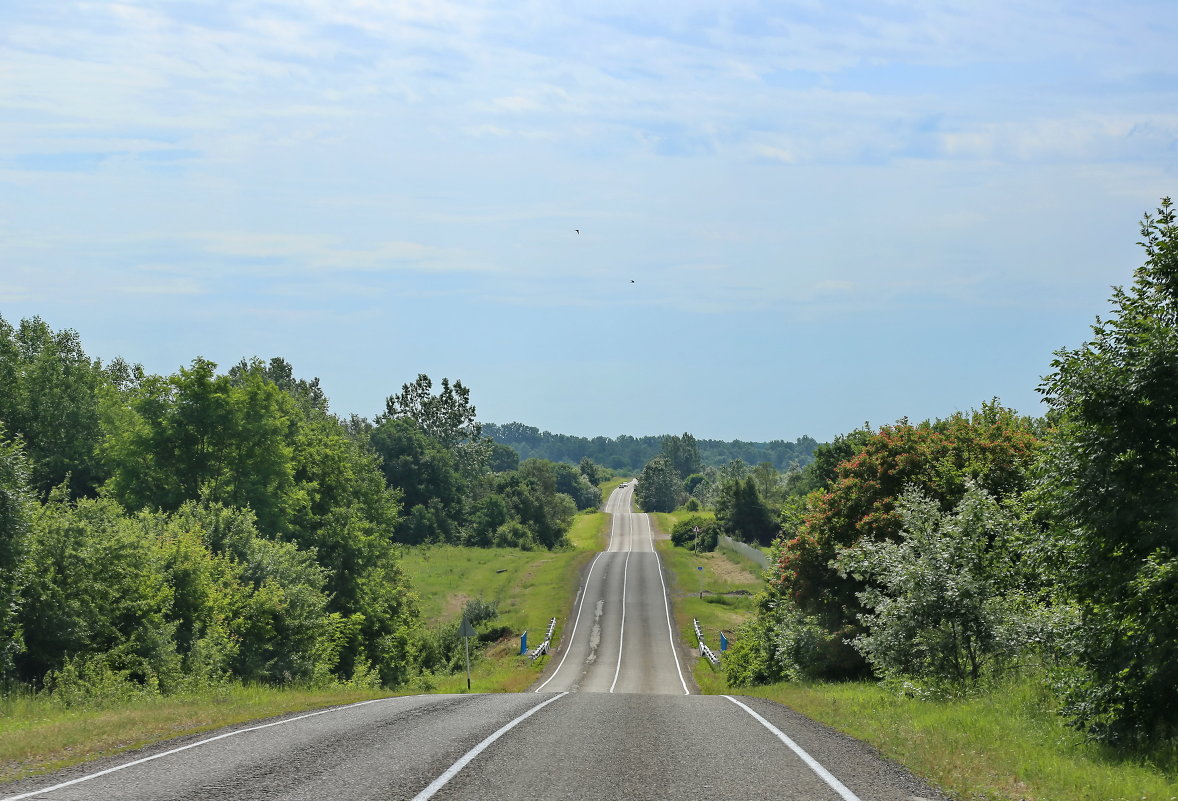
[533,551,605,692]
[724,696,864,801]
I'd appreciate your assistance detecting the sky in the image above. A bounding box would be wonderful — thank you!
[1,0,1176,443]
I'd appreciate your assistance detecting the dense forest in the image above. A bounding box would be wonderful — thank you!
[483,422,819,474]
[0,332,603,696]
[648,199,1178,749]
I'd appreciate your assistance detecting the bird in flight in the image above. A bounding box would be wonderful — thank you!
[630,279,635,283]
[575,229,580,234]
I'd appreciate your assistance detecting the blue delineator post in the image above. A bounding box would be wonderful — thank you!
[720,631,728,651]
[520,631,528,655]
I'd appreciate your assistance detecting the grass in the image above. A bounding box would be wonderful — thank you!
[400,509,606,634]
[0,510,612,785]
[728,679,1178,801]
[397,508,608,693]
[0,684,400,785]
[647,511,763,692]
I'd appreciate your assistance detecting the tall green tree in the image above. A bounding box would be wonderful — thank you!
[635,456,680,513]
[379,375,491,477]
[0,315,128,497]
[661,432,701,479]
[0,431,31,679]
[370,417,463,544]
[1038,198,1178,743]
[716,478,778,545]
[100,359,299,536]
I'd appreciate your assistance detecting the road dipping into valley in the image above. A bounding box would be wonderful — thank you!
[533,482,689,695]
[0,485,948,801]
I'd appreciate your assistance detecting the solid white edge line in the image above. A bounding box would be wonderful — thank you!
[532,552,603,692]
[644,513,691,695]
[608,550,631,693]
[723,696,864,801]
[0,696,399,801]
[533,551,604,692]
[410,692,568,801]
[533,484,625,692]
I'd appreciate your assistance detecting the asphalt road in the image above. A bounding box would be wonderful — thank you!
[0,485,947,801]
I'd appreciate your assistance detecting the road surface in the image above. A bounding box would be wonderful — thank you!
[0,485,946,801]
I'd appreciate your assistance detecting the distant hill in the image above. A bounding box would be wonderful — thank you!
[483,422,820,475]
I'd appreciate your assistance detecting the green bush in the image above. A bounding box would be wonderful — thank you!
[670,516,720,553]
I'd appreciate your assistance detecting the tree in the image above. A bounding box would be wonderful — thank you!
[554,462,601,510]
[765,402,1041,678]
[635,456,680,512]
[229,357,328,414]
[0,315,119,497]
[0,431,31,679]
[378,375,491,477]
[489,441,520,472]
[835,482,1028,692]
[100,359,300,536]
[488,460,577,549]
[370,417,463,544]
[716,478,778,545]
[1037,198,1178,743]
[661,433,701,479]
[669,516,720,552]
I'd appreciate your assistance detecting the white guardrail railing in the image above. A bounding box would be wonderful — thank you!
[528,617,557,661]
[694,618,720,665]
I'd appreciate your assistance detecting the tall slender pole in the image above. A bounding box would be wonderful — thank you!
[464,634,471,690]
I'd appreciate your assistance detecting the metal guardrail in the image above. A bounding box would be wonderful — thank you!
[527,617,557,661]
[694,618,720,666]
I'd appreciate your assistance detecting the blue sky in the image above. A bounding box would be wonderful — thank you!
[2,0,1175,442]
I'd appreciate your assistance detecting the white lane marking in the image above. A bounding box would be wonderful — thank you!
[724,696,865,801]
[608,551,631,693]
[410,692,568,801]
[0,696,403,801]
[533,551,605,692]
[535,484,626,691]
[644,513,690,695]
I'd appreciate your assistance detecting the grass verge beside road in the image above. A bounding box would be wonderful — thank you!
[733,679,1178,801]
[648,512,762,694]
[400,509,608,693]
[0,510,611,784]
[0,685,398,785]
[649,513,1178,800]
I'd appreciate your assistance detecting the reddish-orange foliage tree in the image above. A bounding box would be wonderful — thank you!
[769,400,1042,672]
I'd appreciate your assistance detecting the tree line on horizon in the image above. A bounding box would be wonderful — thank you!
[482,422,819,475]
[643,198,1178,751]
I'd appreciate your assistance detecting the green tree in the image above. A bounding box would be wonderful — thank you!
[715,478,778,545]
[100,359,299,536]
[835,482,1030,692]
[18,493,180,688]
[635,456,680,512]
[767,402,1040,677]
[489,441,520,472]
[1037,198,1178,743]
[554,462,601,510]
[669,516,720,552]
[0,431,31,679]
[0,315,125,497]
[379,375,491,477]
[661,433,701,479]
[370,418,463,544]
